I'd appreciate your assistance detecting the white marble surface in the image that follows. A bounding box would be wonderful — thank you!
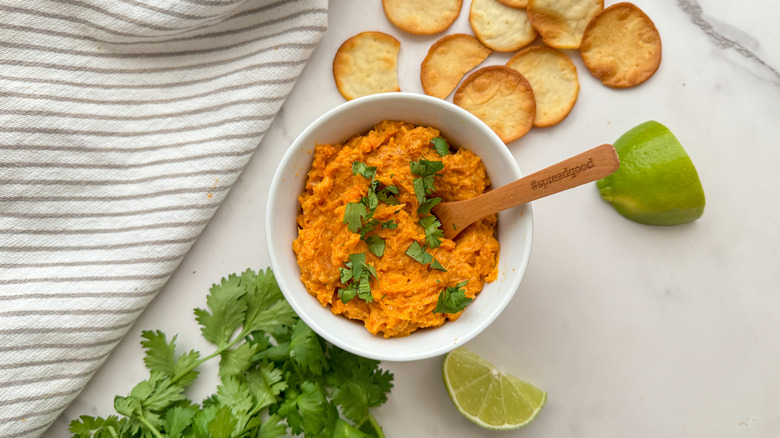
[52,0,780,436]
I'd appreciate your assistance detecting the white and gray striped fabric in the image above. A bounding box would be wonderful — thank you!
[0,1,327,436]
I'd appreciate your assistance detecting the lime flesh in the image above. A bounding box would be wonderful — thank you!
[442,347,547,430]
[597,120,705,225]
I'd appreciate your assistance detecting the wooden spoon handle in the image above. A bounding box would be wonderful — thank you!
[457,144,619,220]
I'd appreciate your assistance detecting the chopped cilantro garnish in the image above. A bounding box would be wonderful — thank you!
[434,280,472,314]
[431,136,450,156]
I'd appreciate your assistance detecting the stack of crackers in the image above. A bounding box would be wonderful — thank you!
[332,0,662,144]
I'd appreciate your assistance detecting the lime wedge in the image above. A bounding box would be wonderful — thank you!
[597,120,705,225]
[442,347,547,430]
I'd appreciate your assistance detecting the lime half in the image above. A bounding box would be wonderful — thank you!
[597,120,705,225]
[442,347,547,430]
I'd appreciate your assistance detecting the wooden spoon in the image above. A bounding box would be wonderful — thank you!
[432,144,620,240]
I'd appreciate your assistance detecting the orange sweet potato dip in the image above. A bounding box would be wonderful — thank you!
[293,120,499,338]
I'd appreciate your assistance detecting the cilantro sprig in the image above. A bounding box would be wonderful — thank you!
[69,268,394,438]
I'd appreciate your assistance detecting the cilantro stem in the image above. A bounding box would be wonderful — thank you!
[170,325,253,385]
[138,415,165,438]
[357,411,385,438]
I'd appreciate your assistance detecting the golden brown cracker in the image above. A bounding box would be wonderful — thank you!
[469,0,537,52]
[454,66,536,143]
[506,45,579,127]
[527,0,603,49]
[421,34,492,99]
[580,2,662,88]
[382,0,462,35]
[497,0,528,8]
[333,31,401,101]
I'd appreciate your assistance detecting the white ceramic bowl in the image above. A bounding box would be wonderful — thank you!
[266,92,533,361]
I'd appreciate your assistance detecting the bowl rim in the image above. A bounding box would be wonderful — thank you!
[266,92,534,361]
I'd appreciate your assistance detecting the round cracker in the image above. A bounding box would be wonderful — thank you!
[382,0,462,35]
[469,0,537,52]
[580,2,662,88]
[333,31,401,101]
[527,0,603,49]
[453,66,536,143]
[506,45,579,127]
[496,0,528,8]
[421,34,492,99]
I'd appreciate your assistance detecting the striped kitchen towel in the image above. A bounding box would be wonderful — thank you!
[0,0,327,436]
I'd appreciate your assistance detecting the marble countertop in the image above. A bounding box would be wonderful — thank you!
[53,0,780,436]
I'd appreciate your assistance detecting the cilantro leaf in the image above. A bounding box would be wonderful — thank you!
[215,376,253,432]
[381,220,397,230]
[327,348,394,421]
[357,273,373,303]
[417,196,441,216]
[429,257,447,271]
[348,252,366,280]
[412,176,427,206]
[406,241,446,271]
[405,241,431,265]
[338,282,359,304]
[140,331,176,376]
[289,319,327,376]
[358,218,380,239]
[410,157,444,177]
[419,215,444,248]
[164,405,197,438]
[207,405,237,438]
[218,341,259,378]
[344,202,369,233]
[352,161,377,179]
[376,184,399,205]
[364,189,379,210]
[194,274,247,347]
[431,136,450,156]
[69,415,129,438]
[434,281,472,313]
[333,418,368,438]
[257,414,287,438]
[245,361,286,410]
[241,268,298,335]
[278,382,330,436]
[365,235,385,257]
